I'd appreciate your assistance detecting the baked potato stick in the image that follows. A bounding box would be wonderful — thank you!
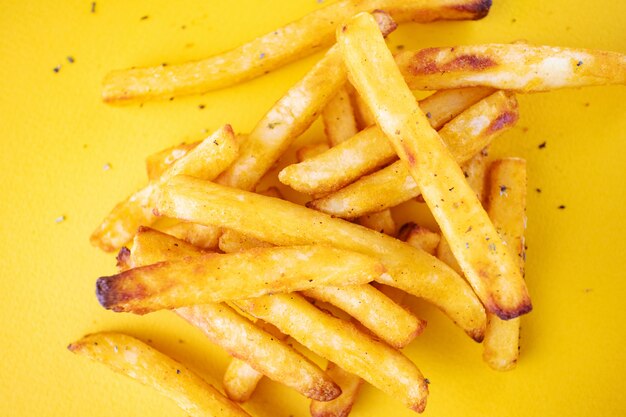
[483,158,527,371]
[303,284,425,348]
[236,293,429,412]
[157,176,486,341]
[68,332,251,417]
[308,91,517,217]
[102,0,491,103]
[282,90,516,196]
[398,223,441,256]
[216,11,397,191]
[310,362,363,417]
[129,228,341,400]
[97,244,384,314]
[338,12,530,319]
[396,44,626,92]
[322,85,359,146]
[90,125,237,252]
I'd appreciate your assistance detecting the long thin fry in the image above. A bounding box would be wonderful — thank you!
[102,0,491,103]
[396,43,626,91]
[323,85,359,146]
[338,12,530,319]
[157,176,486,341]
[68,332,252,417]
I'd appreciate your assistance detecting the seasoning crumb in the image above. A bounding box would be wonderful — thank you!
[53,65,61,73]
[267,122,280,129]
[577,60,583,67]
[259,52,266,59]
[499,185,508,195]
[198,104,205,110]
[213,140,219,146]
[466,226,472,233]
[426,112,432,118]
[161,62,168,67]
[140,15,149,20]
[583,288,593,293]
[103,163,112,171]
[558,204,566,209]
[91,2,96,13]
[538,141,547,149]
[511,18,517,23]
[396,44,405,50]
[176,369,181,374]
[465,242,469,249]
[424,378,430,384]
[535,188,542,193]
[55,215,66,223]
[169,97,174,101]
[584,102,590,107]
[178,339,184,344]
[448,187,454,191]
[67,56,75,64]
[114,345,118,353]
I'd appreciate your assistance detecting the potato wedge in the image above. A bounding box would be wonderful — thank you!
[483,158,527,371]
[338,12,530,319]
[323,85,359,146]
[236,293,429,412]
[102,0,491,103]
[157,176,486,341]
[97,244,384,314]
[308,91,517,217]
[396,44,626,92]
[68,332,251,417]
[310,362,363,417]
[90,125,237,252]
[129,228,341,400]
[283,90,516,196]
[398,223,441,255]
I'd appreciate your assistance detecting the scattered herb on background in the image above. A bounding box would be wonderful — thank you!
[538,141,546,149]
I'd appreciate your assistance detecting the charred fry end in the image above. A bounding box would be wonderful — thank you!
[96,272,148,313]
[488,297,533,321]
[450,0,492,20]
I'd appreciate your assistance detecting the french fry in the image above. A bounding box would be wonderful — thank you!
[216,11,397,191]
[157,221,221,250]
[310,362,364,417]
[90,125,237,252]
[102,0,491,103]
[322,85,359,146]
[338,12,530,319]
[129,228,342,401]
[157,176,486,341]
[97,244,385,314]
[483,158,527,371]
[308,91,517,217]
[417,87,494,129]
[146,142,198,181]
[282,90,516,196]
[357,210,396,236]
[398,223,441,255]
[68,332,251,417]
[395,44,626,92]
[236,293,429,412]
[351,87,377,129]
[303,284,425,348]
[218,229,273,253]
[296,143,332,164]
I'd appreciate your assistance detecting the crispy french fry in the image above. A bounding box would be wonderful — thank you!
[97,244,384,314]
[282,90,516,196]
[218,229,273,253]
[483,158,527,371]
[129,228,341,400]
[303,284,424,348]
[308,91,517,217]
[90,125,237,252]
[351,87,377,129]
[157,176,486,341]
[157,221,221,250]
[68,332,251,417]
[216,11,397,191]
[338,12,530,319]
[396,44,626,92]
[146,142,198,181]
[418,87,494,129]
[102,0,491,103]
[236,293,429,412]
[398,223,441,255]
[296,143,332,163]
[357,210,396,236]
[257,186,284,199]
[310,362,363,417]
[323,85,359,146]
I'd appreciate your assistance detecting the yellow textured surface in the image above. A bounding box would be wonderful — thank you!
[0,1,624,416]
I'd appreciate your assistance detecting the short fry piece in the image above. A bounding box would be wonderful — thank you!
[236,293,429,412]
[398,223,441,255]
[158,221,221,250]
[396,44,626,92]
[158,176,486,341]
[483,158,527,371]
[357,210,396,236]
[308,91,517,217]
[68,332,251,417]
[223,360,264,403]
[418,87,495,129]
[338,13,530,319]
[322,85,359,146]
[146,142,198,181]
[310,363,363,417]
[97,244,384,314]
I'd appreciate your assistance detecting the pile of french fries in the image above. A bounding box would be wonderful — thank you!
[70,1,626,415]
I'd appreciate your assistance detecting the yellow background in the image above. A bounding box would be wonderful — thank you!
[1,1,625,416]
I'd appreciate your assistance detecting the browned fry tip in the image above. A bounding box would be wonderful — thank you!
[116,247,131,268]
[487,110,519,134]
[490,298,533,321]
[407,47,498,76]
[451,0,492,20]
[371,10,397,37]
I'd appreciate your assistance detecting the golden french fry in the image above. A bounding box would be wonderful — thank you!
[303,284,425,348]
[129,228,341,400]
[396,43,626,92]
[338,12,530,319]
[282,90,516,196]
[146,142,198,181]
[102,0,491,104]
[97,244,384,314]
[310,362,363,417]
[357,210,396,236]
[90,125,237,252]
[157,221,221,250]
[322,85,359,146]
[216,11,397,191]
[483,158,527,371]
[296,143,332,164]
[398,223,441,255]
[68,332,251,417]
[308,91,517,217]
[351,86,377,129]
[157,176,486,341]
[218,229,273,253]
[236,293,429,412]
[418,87,495,129]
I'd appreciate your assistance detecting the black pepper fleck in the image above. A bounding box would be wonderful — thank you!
[538,141,546,149]
[53,65,61,73]
[67,56,75,63]
[558,205,566,209]
[577,60,583,66]
[535,188,541,193]
[140,15,149,20]
[198,104,205,109]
